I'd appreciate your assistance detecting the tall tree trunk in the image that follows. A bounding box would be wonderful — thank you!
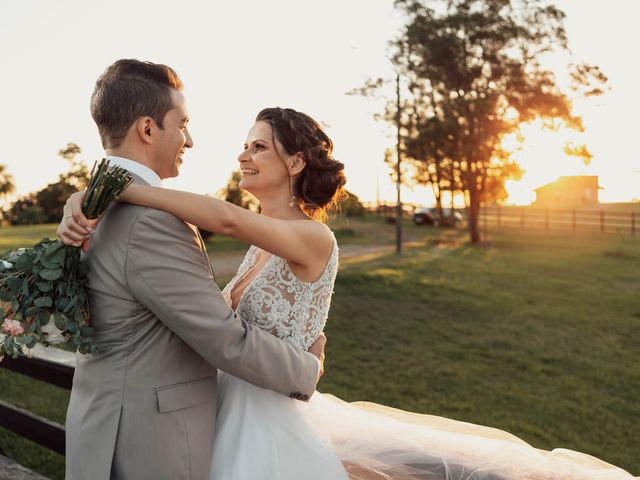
[465,159,482,243]
[468,185,481,243]
[434,156,445,224]
[450,159,456,211]
[429,178,442,213]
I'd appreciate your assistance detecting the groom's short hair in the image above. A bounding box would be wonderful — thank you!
[90,59,184,149]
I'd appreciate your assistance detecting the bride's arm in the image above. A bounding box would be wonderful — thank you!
[119,185,332,265]
[63,184,331,266]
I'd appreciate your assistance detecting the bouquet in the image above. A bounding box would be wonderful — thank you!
[0,159,133,359]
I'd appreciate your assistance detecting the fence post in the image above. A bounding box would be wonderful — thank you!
[572,210,576,232]
[600,211,605,233]
[632,212,636,235]
[545,209,549,230]
[483,206,488,238]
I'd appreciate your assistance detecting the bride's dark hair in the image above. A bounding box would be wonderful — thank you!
[255,107,347,222]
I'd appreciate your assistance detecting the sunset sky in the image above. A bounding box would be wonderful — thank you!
[0,0,638,207]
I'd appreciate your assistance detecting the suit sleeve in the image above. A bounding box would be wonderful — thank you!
[124,208,317,399]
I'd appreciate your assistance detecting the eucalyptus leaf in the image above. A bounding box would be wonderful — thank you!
[40,259,59,270]
[66,318,77,333]
[39,269,63,281]
[37,310,49,326]
[6,277,22,292]
[34,296,53,308]
[6,251,22,263]
[54,313,67,330]
[14,335,32,345]
[79,326,95,336]
[52,249,66,265]
[45,241,64,257]
[63,296,78,314]
[0,290,13,301]
[36,282,52,292]
[15,254,33,270]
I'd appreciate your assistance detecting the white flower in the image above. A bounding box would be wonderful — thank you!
[0,261,13,269]
[40,315,66,344]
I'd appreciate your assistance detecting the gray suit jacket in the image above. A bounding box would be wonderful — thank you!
[65,175,318,480]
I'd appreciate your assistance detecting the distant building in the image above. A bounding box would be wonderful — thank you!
[534,176,600,207]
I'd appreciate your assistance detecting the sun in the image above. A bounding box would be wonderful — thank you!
[503,120,595,205]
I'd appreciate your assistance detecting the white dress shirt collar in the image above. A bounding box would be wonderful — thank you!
[105,155,163,187]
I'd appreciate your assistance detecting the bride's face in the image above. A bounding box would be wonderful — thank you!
[237,121,293,197]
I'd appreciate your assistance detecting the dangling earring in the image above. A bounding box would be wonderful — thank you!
[288,175,296,208]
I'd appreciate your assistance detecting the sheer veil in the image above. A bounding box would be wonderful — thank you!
[299,393,638,480]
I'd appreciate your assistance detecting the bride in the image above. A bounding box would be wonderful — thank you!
[59,107,637,479]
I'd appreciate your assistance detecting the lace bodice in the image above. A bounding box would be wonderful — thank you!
[221,237,339,350]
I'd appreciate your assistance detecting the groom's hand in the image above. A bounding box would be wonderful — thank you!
[308,333,327,380]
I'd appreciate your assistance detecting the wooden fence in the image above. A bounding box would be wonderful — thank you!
[479,207,638,235]
[0,346,74,478]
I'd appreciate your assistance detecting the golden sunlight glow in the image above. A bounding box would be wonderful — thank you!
[501,111,640,206]
[0,0,638,209]
[502,120,595,205]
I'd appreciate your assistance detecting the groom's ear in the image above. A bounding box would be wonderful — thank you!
[136,117,155,145]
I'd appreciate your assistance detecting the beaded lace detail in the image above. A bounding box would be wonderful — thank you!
[221,236,339,351]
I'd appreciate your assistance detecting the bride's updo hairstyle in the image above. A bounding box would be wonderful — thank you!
[255,107,347,222]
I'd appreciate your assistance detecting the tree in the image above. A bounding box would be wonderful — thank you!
[339,190,366,217]
[8,195,45,225]
[0,164,16,224]
[0,164,15,201]
[34,181,79,223]
[7,143,90,225]
[363,0,605,242]
[58,143,90,190]
[215,170,259,212]
[34,143,90,223]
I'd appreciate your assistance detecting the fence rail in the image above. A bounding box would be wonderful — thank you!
[479,207,638,235]
[0,345,74,470]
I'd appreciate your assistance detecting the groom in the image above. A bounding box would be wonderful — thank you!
[57,59,325,480]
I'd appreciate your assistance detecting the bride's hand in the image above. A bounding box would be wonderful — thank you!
[56,191,98,252]
[308,332,327,380]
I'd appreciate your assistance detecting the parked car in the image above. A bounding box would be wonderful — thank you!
[413,207,463,227]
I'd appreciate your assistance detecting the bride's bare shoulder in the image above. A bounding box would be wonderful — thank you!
[297,219,334,242]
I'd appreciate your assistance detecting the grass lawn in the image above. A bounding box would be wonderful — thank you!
[1,220,638,478]
[0,223,251,254]
[324,227,640,475]
[0,224,59,252]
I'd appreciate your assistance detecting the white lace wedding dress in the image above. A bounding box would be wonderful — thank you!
[209,237,637,480]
